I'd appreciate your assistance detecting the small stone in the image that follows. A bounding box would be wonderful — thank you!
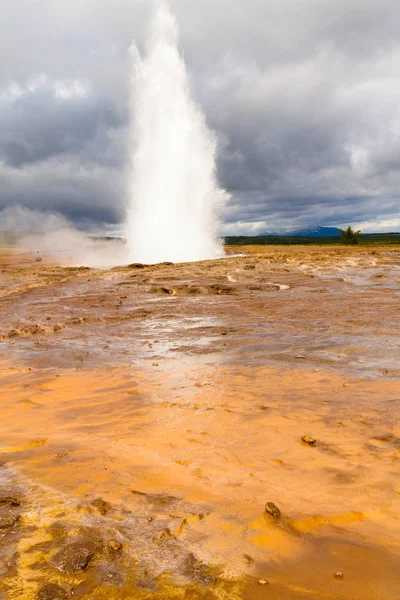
[334,572,344,579]
[7,329,20,338]
[107,539,122,552]
[136,578,158,591]
[37,584,67,600]
[183,552,209,578]
[0,515,18,529]
[91,497,110,516]
[0,490,23,506]
[69,318,83,325]
[301,435,317,447]
[49,539,101,573]
[37,583,67,600]
[265,502,281,519]
[258,579,269,585]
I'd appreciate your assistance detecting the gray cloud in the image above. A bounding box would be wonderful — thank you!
[0,82,121,168]
[1,0,400,234]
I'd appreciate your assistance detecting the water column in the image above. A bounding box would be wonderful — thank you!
[125,1,228,264]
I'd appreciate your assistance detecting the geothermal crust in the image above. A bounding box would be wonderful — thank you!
[0,245,400,599]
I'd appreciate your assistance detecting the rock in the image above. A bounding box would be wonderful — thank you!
[106,539,122,552]
[29,324,45,335]
[53,324,63,333]
[160,287,176,296]
[258,579,269,585]
[183,553,207,577]
[243,554,254,564]
[334,571,344,579]
[37,584,67,600]
[0,490,23,506]
[68,318,83,325]
[153,528,173,544]
[49,539,101,573]
[136,578,159,591]
[7,329,20,338]
[265,502,281,519]
[0,515,18,529]
[91,497,110,516]
[301,435,317,447]
[128,263,145,269]
[183,553,215,584]
[210,284,235,295]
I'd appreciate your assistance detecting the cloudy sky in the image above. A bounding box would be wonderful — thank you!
[1,0,400,235]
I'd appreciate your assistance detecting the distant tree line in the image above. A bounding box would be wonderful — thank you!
[224,228,400,246]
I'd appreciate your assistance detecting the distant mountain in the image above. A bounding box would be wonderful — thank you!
[280,226,341,237]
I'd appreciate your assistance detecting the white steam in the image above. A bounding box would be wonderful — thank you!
[0,205,125,268]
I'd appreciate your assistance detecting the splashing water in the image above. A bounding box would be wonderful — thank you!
[125,1,229,264]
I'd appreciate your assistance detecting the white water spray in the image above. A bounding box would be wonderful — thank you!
[125,1,228,264]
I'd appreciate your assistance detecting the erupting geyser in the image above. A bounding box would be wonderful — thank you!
[125,1,229,264]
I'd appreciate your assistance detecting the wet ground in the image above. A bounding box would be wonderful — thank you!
[0,245,400,599]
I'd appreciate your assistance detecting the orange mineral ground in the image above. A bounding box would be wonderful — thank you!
[0,244,400,599]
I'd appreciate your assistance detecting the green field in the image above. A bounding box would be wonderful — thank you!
[224,233,400,246]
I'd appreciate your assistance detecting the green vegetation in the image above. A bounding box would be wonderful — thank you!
[224,233,400,246]
[339,226,361,245]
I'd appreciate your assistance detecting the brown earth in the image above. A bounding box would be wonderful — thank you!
[0,244,400,599]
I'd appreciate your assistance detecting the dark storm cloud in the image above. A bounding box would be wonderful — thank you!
[0,82,122,168]
[0,158,123,226]
[1,0,400,233]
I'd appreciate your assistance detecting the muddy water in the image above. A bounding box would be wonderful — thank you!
[0,246,400,599]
